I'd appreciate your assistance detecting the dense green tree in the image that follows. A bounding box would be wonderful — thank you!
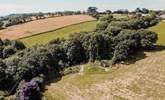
[96,21,109,31]
[0,47,3,58]
[3,46,16,58]
[16,77,43,100]
[0,21,3,29]
[138,29,158,49]
[106,26,122,36]
[64,38,85,65]
[0,39,3,46]
[87,7,98,15]
[114,9,129,14]
[142,8,149,14]
[87,33,112,61]
[48,38,65,45]
[3,39,11,46]
[0,59,6,83]
[112,41,129,63]
[11,40,26,50]
[135,8,141,13]
[87,7,100,19]
[47,44,67,67]
[99,15,113,23]
[106,10,112,15]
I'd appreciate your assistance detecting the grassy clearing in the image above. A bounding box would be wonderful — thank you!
[44,50,165,100]
[113,14,133,19]
[149,21,165,45]
[20,21,97,47]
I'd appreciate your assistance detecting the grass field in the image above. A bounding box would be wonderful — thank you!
[44,50,165,100]
[20,21,97,47]
[149,21,165,45]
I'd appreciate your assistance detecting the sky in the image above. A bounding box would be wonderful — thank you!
[0,0,165,16]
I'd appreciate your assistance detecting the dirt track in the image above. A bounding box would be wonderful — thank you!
[0,15,95,40]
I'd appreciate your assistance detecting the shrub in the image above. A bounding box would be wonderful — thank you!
[99,15,113,23]
[96,21,109,31]
[106,26,122,36]
[64,38,86,65]
[16,77,43,100]
[138,29,158,49]
[0,21,3,29]
[3,39,11,46]
[11,40,26,50]
[3,46,16,58]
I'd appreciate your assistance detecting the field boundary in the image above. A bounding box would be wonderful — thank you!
[18,20,96,40]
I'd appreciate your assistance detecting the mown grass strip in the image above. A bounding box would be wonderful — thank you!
[149,21,165,45]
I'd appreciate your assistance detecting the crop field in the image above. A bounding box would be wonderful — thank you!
[149,21,165,45]
[0,15,95,40]
[20,21,97,47]
[44,50,165,100]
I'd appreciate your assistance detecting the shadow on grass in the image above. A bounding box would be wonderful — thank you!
[123,45,165,65]
[42,45,165,92]
[146,45,165,52]
[123,51,147,65]
[42,72,62,92]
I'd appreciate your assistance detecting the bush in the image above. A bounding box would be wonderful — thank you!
[48,38,65,45]
[112,41,130,63]
[0,38,26,59]
[99,15,113,23]
[85,33,112,61]
[64,38,86,65]
[106,26,122,36]
[96,21,109,31]
[16,77,43,100]
[3,39,11,46]
[0,21,3,29]
[11,40,26,50]
[0,39,3,46]
[3,46,16,58]
[138,29,158,49]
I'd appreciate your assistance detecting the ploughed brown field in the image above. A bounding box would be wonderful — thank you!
[0,15,95,40]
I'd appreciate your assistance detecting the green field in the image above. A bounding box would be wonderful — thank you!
[19,20,165,47]
[20,21,97,47]
[149,21,165,45]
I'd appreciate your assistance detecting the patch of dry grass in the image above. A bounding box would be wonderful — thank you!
[44,50,165,100]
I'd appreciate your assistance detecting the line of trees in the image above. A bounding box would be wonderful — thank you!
[0,11,85,29]
[0,21,3,29]
[0,13,158,99]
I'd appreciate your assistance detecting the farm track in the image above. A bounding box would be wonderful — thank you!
[45,50,165,100]
[0,15,95,40]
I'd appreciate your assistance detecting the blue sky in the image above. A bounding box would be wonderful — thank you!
[0,0,164,15]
